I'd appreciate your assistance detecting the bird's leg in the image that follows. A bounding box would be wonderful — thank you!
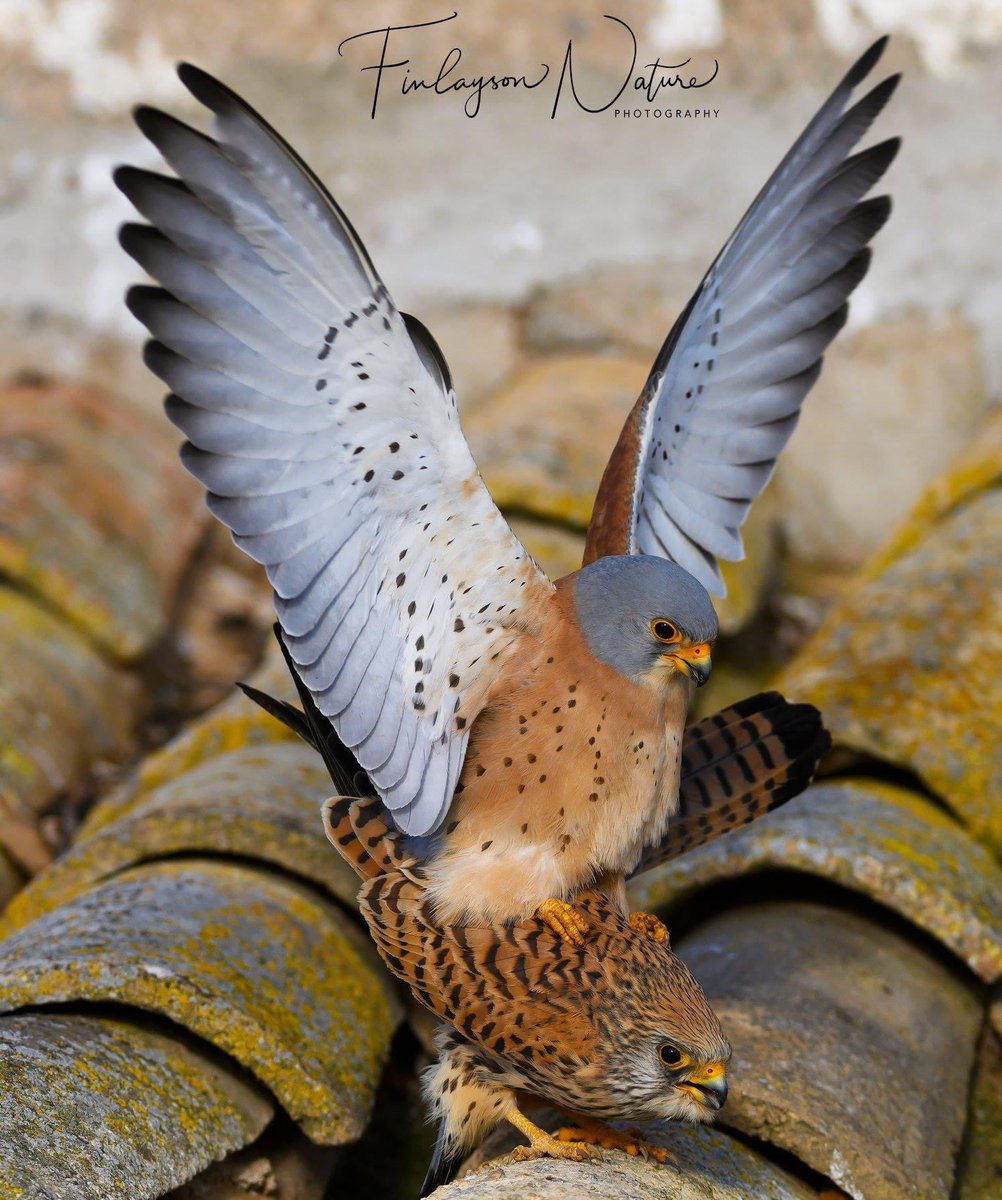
[535,897,590,946]
[554,1116,674,1164]
[628,911,670,944]
[506,1107,600,1164]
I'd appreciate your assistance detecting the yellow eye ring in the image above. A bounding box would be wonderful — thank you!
[651,619,679,643]
[658,1042,687,1067]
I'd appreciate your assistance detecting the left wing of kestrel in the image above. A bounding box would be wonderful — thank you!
[116,65,553,836]
[585,38,899,594]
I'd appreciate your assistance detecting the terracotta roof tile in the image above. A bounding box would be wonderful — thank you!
[0,859,400,1143]
[678,901,983,1200]
[0,380,205,661]
[1,742,358,934]
[0,1010,273,1199]
[630,778,1002,983]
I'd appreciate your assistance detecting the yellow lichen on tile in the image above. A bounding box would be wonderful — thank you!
[0,588,138,823]
[863,409,1002,581]
[632,778,1002,982]
[780,485,1002,854]
[0,381,205,662]
[0,742,360,936]
[0,859,400,1144]
[0,1010,273,1198]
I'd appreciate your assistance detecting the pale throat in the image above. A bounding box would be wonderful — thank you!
[640,658,697,704]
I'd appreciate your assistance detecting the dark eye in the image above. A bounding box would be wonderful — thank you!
[651,620,678,643]
[659,1042,682,1067]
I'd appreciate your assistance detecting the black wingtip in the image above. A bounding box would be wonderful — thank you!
[882,71,903,98]
[117,221,148,256]
[111,163,138,195]
[132,103,163,134]
[124,283,169,327]
[176,61,251,119]
[265,624,371,796]
[847,35,890,88]
[177,61,221,102]
[879,134,903,161]
[236,680,315,745]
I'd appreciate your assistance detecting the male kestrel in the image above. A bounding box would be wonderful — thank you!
[117,39,894,933]
[247,626,829,894]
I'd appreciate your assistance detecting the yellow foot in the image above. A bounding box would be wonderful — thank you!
[628,910,670,944]
[509,1131,599,1164]
[506,1107,600,1165]
[556,1122,674,1164]
[536,897,589,946]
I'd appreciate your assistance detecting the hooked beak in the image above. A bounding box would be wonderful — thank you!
[661,642,712,688]
[677,1060,728,1111]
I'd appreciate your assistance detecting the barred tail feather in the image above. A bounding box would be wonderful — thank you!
[633,693,830,875]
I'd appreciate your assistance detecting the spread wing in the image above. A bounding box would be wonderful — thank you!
[584,38,899,593]
[117,64,552,836]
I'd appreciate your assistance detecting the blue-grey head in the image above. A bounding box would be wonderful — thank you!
[570,555,718,688]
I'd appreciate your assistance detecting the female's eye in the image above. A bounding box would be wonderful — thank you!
[659,1042,682,1066]
[651,620,678,643]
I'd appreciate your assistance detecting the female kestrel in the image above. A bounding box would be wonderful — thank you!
[117,39,894,932]
[325,790,730,1195]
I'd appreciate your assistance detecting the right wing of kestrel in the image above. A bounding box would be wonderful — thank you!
[585,37,900,594]
[116,65,552,836]
[632,692,830,875]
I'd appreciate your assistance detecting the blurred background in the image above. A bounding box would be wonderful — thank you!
[0,1,1000,722]
[0,1,999,836]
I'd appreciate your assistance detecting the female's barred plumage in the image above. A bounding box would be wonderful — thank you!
[321,793,730,1194]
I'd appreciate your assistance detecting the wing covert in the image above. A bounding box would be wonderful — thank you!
[117,64,551,835]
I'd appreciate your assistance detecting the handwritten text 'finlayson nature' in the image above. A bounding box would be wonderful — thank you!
[338,12,720,119]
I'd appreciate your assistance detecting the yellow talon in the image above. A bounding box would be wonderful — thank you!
[536,897,590,946]
[555,1121,673,1164]
[507,1108,600,1164]
[628,911,670,944]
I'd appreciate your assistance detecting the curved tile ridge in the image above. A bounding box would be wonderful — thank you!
[863,408,1002,581]
[0,587,138,887]
[0,379,205,661]
[0,859,401,1143]
[0,1009,273,1200]
[677,901,983,1200]
[82,643,297,839]
[0,852,20,913]
[166,1119,338,1200]
[0,742,358,936]
[780,482,1002,854]
[432,1121,815,1199]
[629,778,1002,983]
[953,1024,1002,1200]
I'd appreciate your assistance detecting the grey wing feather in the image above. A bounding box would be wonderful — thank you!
[117,65,550,836]
[630,38,899,595]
